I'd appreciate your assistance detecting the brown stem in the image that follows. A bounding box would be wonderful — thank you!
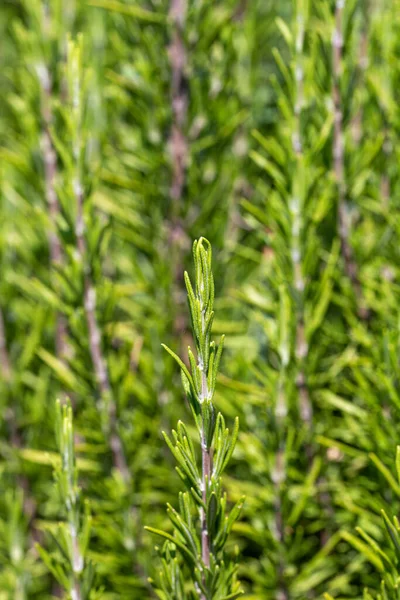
[38,39,68,361]
[168,0,190,346]
[351,52,368,144]
[168,0,188,210]
[351,4,369,145]
[273,378,289,600]
[292,7,312,429]
[0,308,11,381]
[381,129,391,209]
[75,180,130,484]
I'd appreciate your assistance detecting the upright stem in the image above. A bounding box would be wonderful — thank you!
[201,431,211,570]
[292,2,312,428]
[71,581,82,600]
[68,39,130,479]
[70,526,83,600]
[292,7,304,155]
[381,129,391,208]
[333,1,345,217]
[333,0,365,313]
[39,7,68,361]
[169,0,188,210]
[41,73,69,359]
[59,404,84,600]
[351,3,369,145]
[380,0,394,210]
[274,372,289,600]
[199,310,211,596]
[168,0,190,344]
[74,182,130,484]
[0,307,11,381]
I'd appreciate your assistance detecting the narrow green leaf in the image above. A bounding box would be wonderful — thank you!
[144,527,196,565]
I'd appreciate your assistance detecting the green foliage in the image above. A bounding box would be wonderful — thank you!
[147,239,243,600]
[1,0,400,599]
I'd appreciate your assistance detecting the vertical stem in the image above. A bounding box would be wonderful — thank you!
[168,0,190,344]
[380,0,394,210]
[333,1,345,220]
[74,182,130,484]
[292,1,312,428]
[201,430,211,570]
[39,6,68,361]
[381,129,391,208]
[273,372,289,600]
[61,405,83,600]
[0,307,11,381]
[351,1,370,145]
[69,37,131,481]
[199,311,211,598]
[169,0,188,211]
[39,66,69,360]
[71,581,82,600]
[292,6,304,156]
[70,525,83,600]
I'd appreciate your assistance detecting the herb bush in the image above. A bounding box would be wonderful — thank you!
[1,1,400,599]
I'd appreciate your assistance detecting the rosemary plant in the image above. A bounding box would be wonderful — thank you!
[38,401,95,600]
[146,238,243,600]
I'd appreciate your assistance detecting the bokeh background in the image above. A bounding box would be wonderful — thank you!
[1,0,400,598]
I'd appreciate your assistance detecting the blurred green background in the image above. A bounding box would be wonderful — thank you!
[1,0,400,598]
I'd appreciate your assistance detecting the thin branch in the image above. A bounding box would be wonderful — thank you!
[199,310,211,594]
[201,431,211,572]
[0,307,11,381]
[38,4,69,361]
[273,375,289,600]
[71,528,83,600]
[291,5,312,429]
[168,0,188,210]
[381,128,391,209]
[351,5,369,145]
[74,177,130,484]
[168,0,191,346]
[39,65,69,360]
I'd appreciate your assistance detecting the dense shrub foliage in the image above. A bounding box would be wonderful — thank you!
[1,0,400,599]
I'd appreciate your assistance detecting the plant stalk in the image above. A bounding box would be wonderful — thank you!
[74,168,130,484]
[200,311,211,597]
[169,0,188,209]
[274,374,289,600]
[292,2,311,428]
[201,432,211,571]
[168,0,190,348]
[0,307,11,381]
[39,9,68,361]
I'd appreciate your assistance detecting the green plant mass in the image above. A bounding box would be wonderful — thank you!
[146,238,243,600]
[2,0,400,599]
